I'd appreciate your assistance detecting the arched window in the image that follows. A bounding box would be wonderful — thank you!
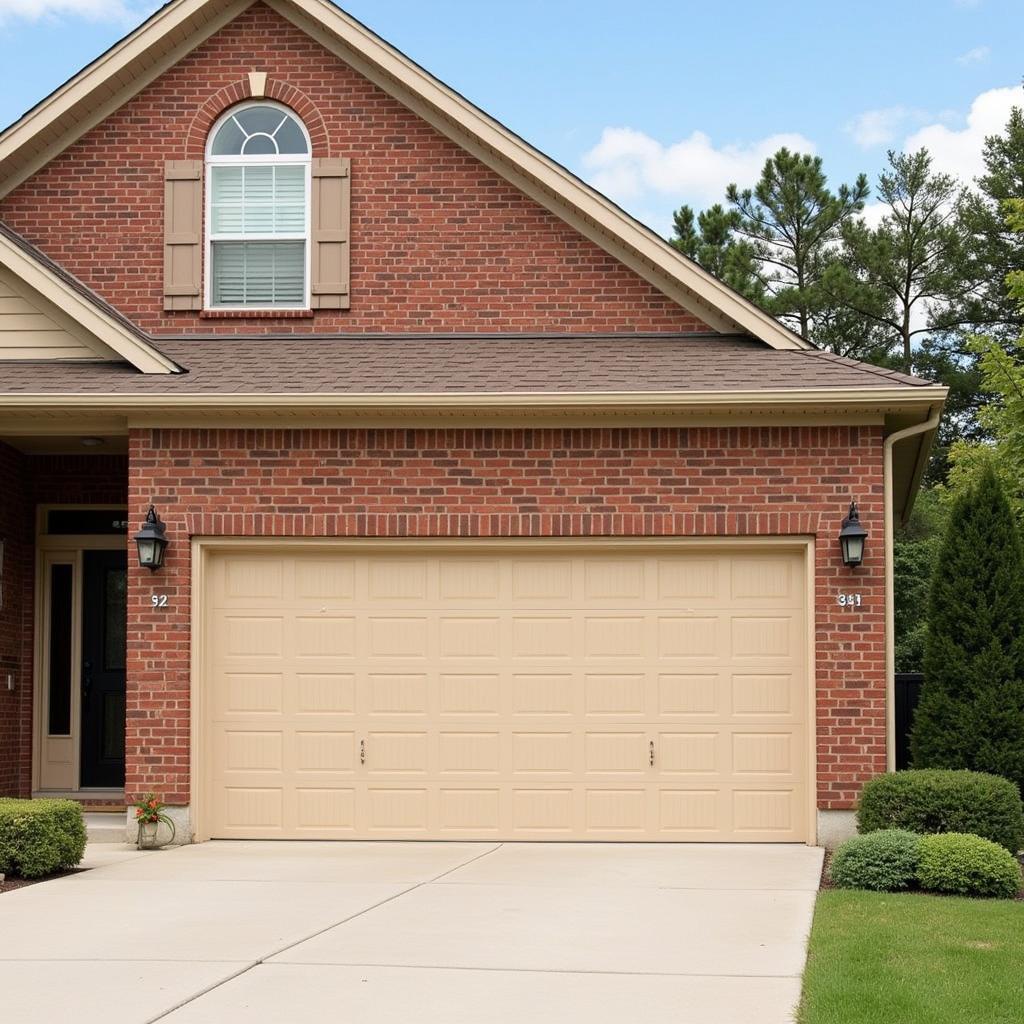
[206,102,311,310]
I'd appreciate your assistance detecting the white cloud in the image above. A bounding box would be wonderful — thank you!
[846,107,913,148]
[0,0,152,24]
[581,126,817,212]
[858,202,889,231]
[903,85,1022,183]
[955,45,990,66]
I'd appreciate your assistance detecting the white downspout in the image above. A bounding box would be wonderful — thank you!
[883,406,943,771]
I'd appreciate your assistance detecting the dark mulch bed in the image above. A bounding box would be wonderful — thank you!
[0,868,85,894]
[819,850,834,891]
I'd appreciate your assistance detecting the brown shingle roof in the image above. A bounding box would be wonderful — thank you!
[0,334,933,394]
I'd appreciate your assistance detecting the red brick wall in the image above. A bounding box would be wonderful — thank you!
[0,3,709,337]
[128,426,886,811]
[0,443,30,797]
[0,452,127,798]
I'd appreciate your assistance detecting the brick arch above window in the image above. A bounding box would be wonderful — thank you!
[185,80,329,159]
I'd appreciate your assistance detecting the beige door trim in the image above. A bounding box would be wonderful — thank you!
[190,536,817,844]
[31,504,129,794]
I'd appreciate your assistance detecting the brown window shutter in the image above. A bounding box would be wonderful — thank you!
[310,158,351,310]
[163,160,203,312]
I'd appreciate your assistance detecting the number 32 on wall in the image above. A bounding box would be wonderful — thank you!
[837,593,863,608]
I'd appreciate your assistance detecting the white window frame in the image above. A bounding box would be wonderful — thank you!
[204,101,312,312]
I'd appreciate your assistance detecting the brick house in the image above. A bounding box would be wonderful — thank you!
[0,0,945,846]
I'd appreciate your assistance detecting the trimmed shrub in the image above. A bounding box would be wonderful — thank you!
[917,833,1022,899]
[857,769,1024,854]
[829,829,921,892]
[911,466,1024,794]
[0,799,86,879]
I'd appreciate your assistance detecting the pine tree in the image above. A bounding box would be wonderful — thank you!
[823,149,974,373]
[911,465,1024,792]
[953,102,1024,348]
[669,203,763,302]
[726,148,869,344]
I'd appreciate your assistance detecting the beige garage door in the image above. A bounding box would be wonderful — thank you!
[202,546,809,842]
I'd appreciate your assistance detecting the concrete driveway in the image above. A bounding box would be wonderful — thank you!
[0,840,822,1024]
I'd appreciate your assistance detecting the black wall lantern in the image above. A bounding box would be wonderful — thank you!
[839,501,868,568]
[134,505,168,571]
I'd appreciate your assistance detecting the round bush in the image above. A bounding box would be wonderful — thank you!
[857,770,1024,854]
[0,798,86,879]
[917,833,1022,899]
[829,829,921,892]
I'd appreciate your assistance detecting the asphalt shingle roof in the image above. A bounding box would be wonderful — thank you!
[0,334,933,394]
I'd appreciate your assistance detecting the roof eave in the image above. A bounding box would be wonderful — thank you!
[0,231,181,374]
[0,384,949,413]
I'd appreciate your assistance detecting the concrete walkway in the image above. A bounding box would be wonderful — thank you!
[0,840,822,1024]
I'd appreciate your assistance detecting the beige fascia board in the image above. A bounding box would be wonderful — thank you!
[0,234,179,374]
[270,0,808,350]
[0,385,949,415]
[0,0,253,196]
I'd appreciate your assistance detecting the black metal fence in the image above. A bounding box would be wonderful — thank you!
[894,672,924,770]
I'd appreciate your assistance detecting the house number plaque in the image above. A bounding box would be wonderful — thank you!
[837,593,863,608]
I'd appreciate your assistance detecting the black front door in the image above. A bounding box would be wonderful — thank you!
[80,549,127,788]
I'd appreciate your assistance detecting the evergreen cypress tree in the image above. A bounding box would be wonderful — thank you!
[911,465,1024,792]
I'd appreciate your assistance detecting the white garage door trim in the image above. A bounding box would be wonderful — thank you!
[189,537,817,844]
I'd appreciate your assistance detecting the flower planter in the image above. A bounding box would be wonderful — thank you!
[133,793,176,850]
[137,820,161,850]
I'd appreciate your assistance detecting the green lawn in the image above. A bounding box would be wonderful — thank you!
[798,889,1024,1024]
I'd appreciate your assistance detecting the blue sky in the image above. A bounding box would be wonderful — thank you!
[1,0,1023,233]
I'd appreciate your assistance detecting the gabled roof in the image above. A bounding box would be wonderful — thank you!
[0,0,810,353]
[0,224,181,374]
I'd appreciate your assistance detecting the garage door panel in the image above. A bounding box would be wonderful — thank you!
[365,673,429,716]
[585,788,648,833]
[657,731,720,774]
[438,787,502,832]
[295,787,356,834]
[204,547,809,842]
[215,672,283,716]
[584,673,646,717]
[294,673,356,715]
[223,615,284,659]
[657,673,721,717]
[733,788,800,835]
[584,730,648,776]
[731,615,801,660]
[365,731,429,775]
[293,558,355,600]
[731,673,796,717]
[294,729,357,775]
[368,616,428,658]
[438,731,501,775]
[657,616,720,660]
[729,556,801,605]
[439,673,501,716]
[510,673,575,716]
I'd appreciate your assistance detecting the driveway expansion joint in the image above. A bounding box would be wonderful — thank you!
[145,842,506,1023]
